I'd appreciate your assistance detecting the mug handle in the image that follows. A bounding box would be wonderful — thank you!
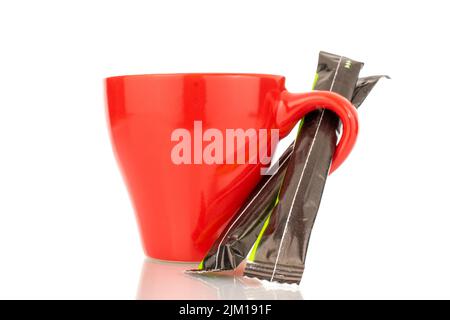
[274,90,359,174]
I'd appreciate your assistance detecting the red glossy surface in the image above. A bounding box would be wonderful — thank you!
[105,73,358,261]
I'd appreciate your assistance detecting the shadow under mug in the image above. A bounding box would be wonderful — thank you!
[105,73,358,262]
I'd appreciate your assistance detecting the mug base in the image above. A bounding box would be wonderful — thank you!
[145,256,201,265]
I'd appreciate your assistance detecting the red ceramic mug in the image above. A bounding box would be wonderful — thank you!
[105,73,358,262]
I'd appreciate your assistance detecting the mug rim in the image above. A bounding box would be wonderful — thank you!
[105,73,285,81]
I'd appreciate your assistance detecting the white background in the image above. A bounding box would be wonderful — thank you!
[0,0,449,299]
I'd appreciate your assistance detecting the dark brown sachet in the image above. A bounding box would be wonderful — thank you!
[243,52,364,284]
[189,52,385,277]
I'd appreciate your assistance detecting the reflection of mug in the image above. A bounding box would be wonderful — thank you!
[106,73,358,261]
[136,260,215,300]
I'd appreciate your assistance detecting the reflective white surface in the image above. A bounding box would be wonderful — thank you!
[137,259,303,300]
[1,0,450,300]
